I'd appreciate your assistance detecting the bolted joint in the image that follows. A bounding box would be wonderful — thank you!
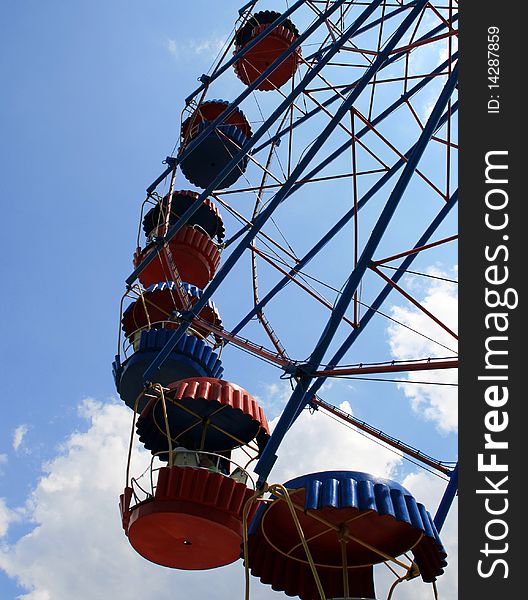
[337,523,349,542]
[164,156,178,168]
[282,362,312,378]
[238,0,255,16]
[176,310,195,324]
[313,50,324,63]
[405,562,421,581]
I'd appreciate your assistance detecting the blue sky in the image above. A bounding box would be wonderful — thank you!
[1,1,457,598]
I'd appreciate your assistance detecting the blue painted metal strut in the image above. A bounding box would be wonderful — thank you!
[139,0,396,383]
[305,8,458,63]
[303,2,411,62]
[284,192,456,496]
[224,55,457,250]
[178,5,327,163]
[317,191,457,374]
[296,189,458,422]
[287,101,458,212]
[147,0,315,194]
[253,18,458,155]
[301,62,454,369]
[142,0,431,385]
[434,462,458,531]
[184,0,306,105]
[127,0,368,288]
[238,0,257,18]
[254,64,458,484]
[146,1,334,194]
[228,102,457,338]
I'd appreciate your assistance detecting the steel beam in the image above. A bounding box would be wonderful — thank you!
[313,359,458,377]
[311,397,452,475]
[185,0,306,104]
[141,0,389,382]
[308,190,457,393]
[434,463,458,531]
[254,64,458,484]
[126,0,379,289]
[229,102,457,338]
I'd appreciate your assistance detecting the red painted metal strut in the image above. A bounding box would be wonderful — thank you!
[251,245,358,330]
[313,358,458,377]
[192,315,293,368]
[391,30,458,55]
[311,396,452,475]
[159,164,192,311]
[371,235,457,266]
[370,265,458,340]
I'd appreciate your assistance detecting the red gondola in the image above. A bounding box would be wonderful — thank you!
[122,281,222,344]
[119,378,269,570]
[133,225,221,289]
[233,11,301,91]
[136,377,270,457]
[121,461,258,569]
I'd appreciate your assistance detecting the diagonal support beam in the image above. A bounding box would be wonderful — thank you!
[254,63,458,484]
[434,462,458,531]
[371,234,458,266]
[370,265,458,340]
[126,0,378,289]
[303,189,458,406]
[223,57,457,252]
[311,396,453,475]
[229,101,457,339]
[254,24,458,155]
[142,0,418,384]
[313,358,458,378]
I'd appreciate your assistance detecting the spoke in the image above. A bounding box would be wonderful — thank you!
[119,0,459,544]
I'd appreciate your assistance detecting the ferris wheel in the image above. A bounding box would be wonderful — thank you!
[112,1,458,598]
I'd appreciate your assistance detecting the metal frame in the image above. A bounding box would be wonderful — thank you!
[121,0,459,536]
[253,65,458,486]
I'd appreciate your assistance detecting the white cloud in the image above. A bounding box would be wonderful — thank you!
[254,380,296,418]
[166,35,226,60]
[403,13,457,122]
[387,267,458,433]
[0,397,455,599]
[266,400,403,483]
[249,381,404,483]
[18,591,51,600]
[0,400,274,600]
[166,38,179,57]
[0,496,24,540]
[0,499,15,538]
[13,425,29,452]
[419,90,442,122]
[192,36,226,57]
